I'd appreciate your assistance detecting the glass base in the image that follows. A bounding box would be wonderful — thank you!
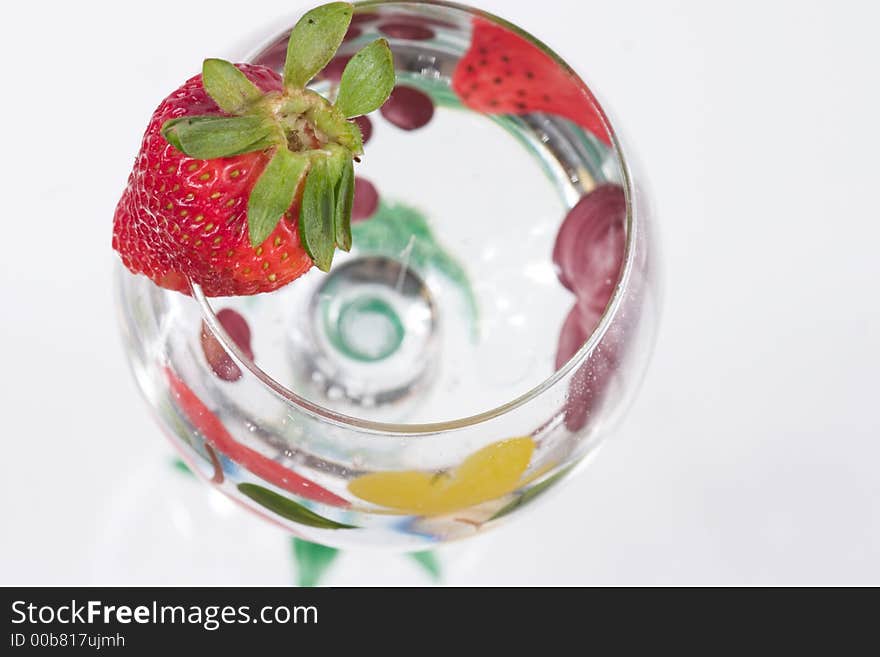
[288,255,439,416]
[88,455,496,585]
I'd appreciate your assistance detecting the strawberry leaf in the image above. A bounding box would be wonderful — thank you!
[202,58,264,115]
[247,148,309,247]
[283,2,354,89]
[334,157,354,251]
[161,115,277,159]
[299,157,338,271]
[334,39,396,118]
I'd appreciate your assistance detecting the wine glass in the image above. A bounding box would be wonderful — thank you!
[115,0,658,562]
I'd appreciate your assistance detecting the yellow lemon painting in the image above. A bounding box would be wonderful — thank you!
[348,437,535,516]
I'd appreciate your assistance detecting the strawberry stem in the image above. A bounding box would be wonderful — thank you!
[158,2,396,266]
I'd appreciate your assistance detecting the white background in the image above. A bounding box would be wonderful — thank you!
[1,0,878,585]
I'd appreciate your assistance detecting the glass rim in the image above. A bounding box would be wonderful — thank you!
[194,0,638,436]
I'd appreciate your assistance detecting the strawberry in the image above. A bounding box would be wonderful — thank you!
[113,66,310,296]
[113,2,396,296]
[452,18,610,146]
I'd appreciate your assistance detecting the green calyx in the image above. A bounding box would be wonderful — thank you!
[159,2,396,270]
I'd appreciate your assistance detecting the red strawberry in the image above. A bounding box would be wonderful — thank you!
[452,18,611,145]
[113,66,314,297]
[113,3,397,296]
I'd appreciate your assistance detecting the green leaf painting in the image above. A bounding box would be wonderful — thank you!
[238,483,354,529]
[352,201,479,337]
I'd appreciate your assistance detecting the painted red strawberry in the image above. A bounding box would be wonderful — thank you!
[113,3,396,296]
[452,18,610,145]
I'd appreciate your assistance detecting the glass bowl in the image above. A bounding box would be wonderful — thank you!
[116,0,659,551]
